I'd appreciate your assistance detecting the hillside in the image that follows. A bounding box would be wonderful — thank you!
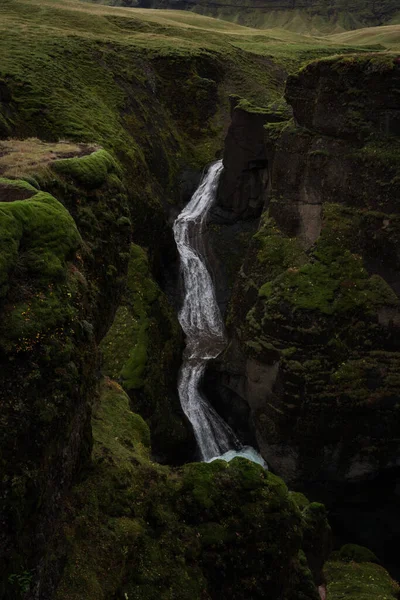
[88,0,400,34]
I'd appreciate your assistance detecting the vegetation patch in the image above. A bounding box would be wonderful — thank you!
[325,559,400,599]
[56,379,329,599]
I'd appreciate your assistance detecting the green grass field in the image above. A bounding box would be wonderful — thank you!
[329,23,400,49]
[0,0,398,176]
[2,0,395,65]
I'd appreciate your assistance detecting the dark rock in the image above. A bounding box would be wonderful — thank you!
[215,97,272,223]
[212,55,400,510]
[286,54,400,141]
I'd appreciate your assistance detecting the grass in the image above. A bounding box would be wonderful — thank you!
[0,0,385,197]
[87,0,400,35]
[0,139,99,178]
[329,24,400,50]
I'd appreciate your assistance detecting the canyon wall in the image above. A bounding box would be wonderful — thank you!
[208,52,400,505]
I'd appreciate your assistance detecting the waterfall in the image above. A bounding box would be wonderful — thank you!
[173,160,267,468]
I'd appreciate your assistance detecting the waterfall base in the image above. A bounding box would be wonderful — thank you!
[207,445,268,468]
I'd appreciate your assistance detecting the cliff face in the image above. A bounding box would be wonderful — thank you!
[0,146,133,598]
[210,54,400,494]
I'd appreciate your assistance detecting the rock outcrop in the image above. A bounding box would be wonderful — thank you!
[0,146,132,599]
[209,54,400,501]
[207,97,288,313]
[101,243,196,464]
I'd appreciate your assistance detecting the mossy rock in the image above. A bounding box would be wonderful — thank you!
[56,384,327,600]
[101,243,193,463]
[325,559,400,599]
[52,149,119,190]
[0,188,81,302]
[289,491,310,511]
[338,544,379,564]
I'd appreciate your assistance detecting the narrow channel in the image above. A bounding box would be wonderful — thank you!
[173,160,267,467]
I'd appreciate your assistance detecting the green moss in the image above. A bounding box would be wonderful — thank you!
[0,189,81,298]
[0,177,37,194]
[56,379,326,600]
[325,560,400,599]
[181,460,229,509]
[100,242,188,460]
[257,204,398,316]
[289,491,310,511]
[234,96,270,115]
[338,544,379,564]
[52,150,119,190]
[302,53,398,76]
[94,378,151,456]
[254,214,306,281]
[0,187,82,355]
[55,379,153,600]
[101,244,158,390]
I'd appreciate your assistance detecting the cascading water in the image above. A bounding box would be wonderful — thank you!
[173,160,267,468]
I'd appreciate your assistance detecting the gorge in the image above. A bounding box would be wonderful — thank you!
[0,1,400,599]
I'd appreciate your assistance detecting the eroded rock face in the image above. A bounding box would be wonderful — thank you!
[216,98,271,223]
[0,149,132,599]
[286,54,400,140]
[207,98,288,313]
[210,54,400,497]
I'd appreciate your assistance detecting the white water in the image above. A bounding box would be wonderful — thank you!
[173,160,267,468]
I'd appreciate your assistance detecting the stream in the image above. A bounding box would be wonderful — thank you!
[173,160,266,467]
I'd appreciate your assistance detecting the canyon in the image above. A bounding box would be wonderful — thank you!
[0,1,400,598]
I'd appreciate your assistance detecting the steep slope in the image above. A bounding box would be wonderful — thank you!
[207,52,400,570]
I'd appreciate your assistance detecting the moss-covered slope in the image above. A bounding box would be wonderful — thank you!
[325,544,400,599]
[0,147,135,598]
[101,243,195,462]
[54,378,329,600]
[216,54,400,490]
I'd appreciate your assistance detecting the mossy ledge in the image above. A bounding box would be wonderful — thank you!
[54,378,329,600]
[100,243,195,463]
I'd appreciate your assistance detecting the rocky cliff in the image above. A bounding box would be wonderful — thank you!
[207,52,400,561]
